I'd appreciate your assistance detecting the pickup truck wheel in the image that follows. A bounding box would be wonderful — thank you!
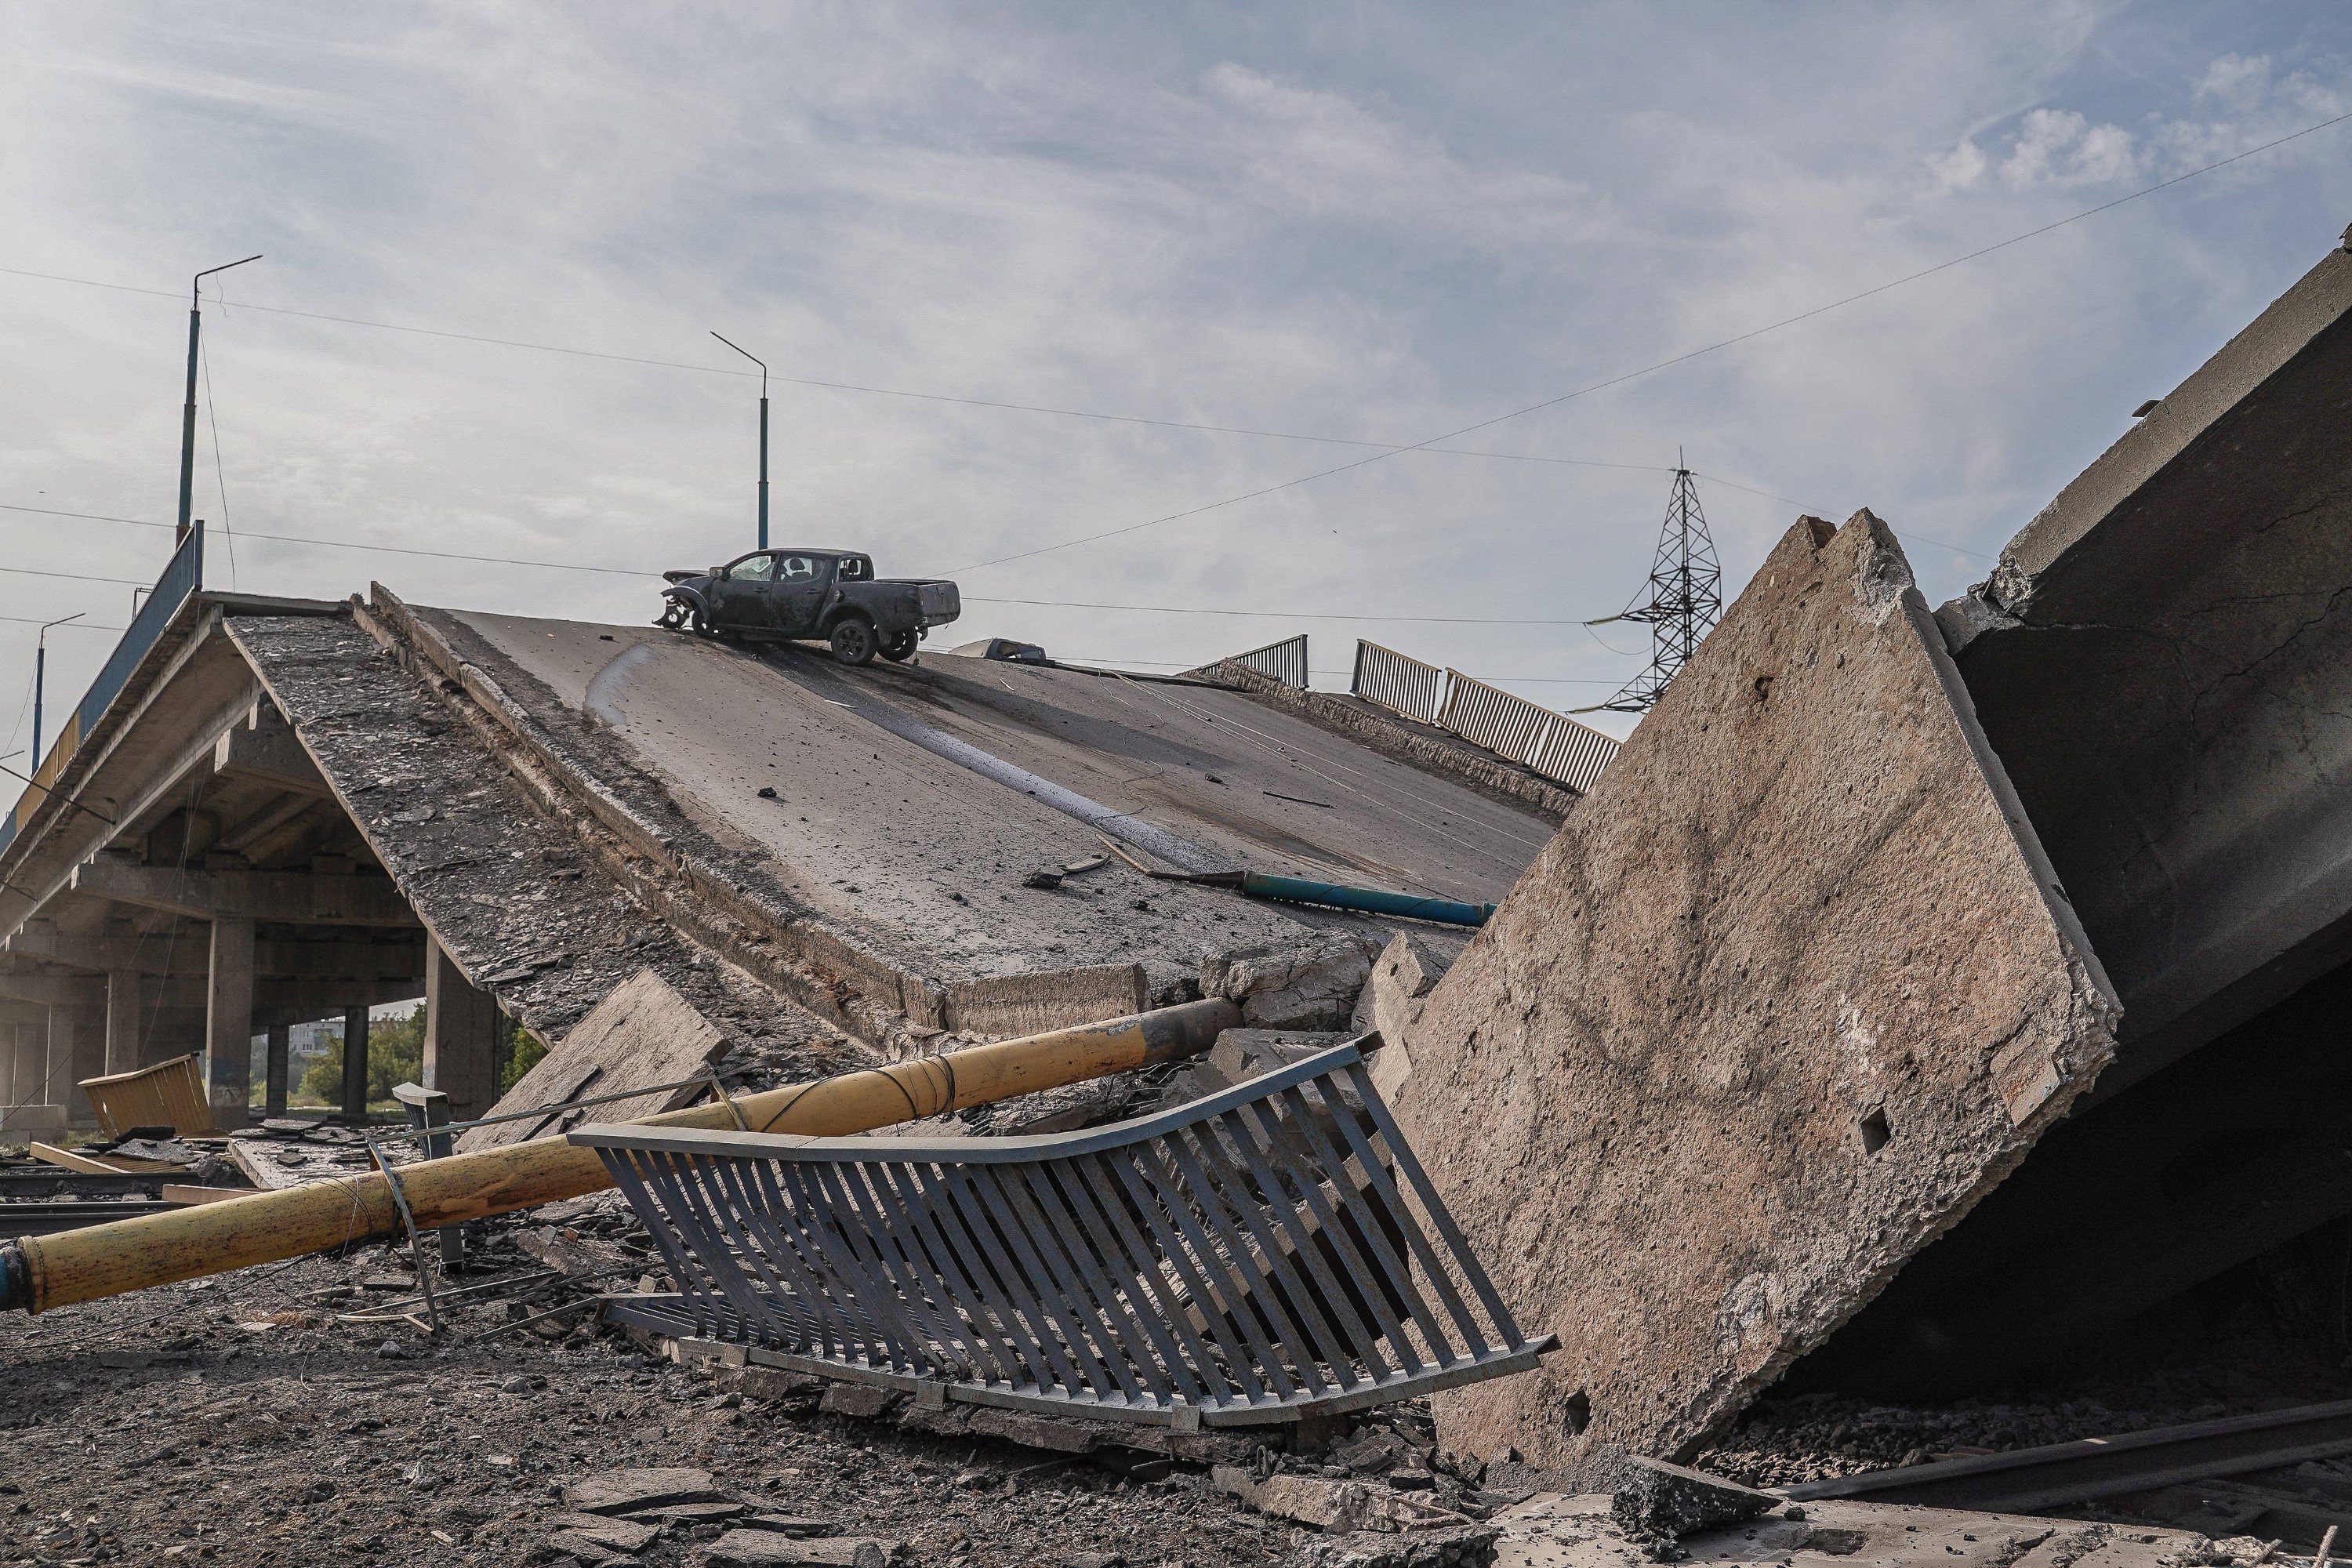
[829,616,879,666]
[880,630,919,662]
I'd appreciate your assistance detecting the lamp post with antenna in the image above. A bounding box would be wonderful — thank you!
[179,255,262,545]
[710,332,769,550]
[31,612,85,767]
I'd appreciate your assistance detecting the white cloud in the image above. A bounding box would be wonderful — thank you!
[1930,48,2351,194]
[1930,137,1990,191]
[1999,108,2140,187]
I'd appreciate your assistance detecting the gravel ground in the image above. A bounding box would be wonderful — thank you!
[0,1234,1298,1568]
[1698,1237,2352,1489]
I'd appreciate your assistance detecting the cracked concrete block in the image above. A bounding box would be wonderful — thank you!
[1213,1468,1472,1537]
[1598,1454,1774,1541]
[1350,931,1457,1034]
[816,1383,901,1419]
[1203,935,1382,1029]
[1385,512,2118,1475]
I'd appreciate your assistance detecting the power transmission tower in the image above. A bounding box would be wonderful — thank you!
[1587,455,1722,714]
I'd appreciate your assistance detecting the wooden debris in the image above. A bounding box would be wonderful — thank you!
[457,967,727,1152]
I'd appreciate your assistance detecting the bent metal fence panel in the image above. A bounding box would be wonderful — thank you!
[572,1044,1550,1428]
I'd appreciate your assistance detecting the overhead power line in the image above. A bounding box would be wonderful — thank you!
[0,563,151,587]
[944,107,2352,575]
[0,499,1617,625]
[0,260,1747,478]
[0,615,126,633]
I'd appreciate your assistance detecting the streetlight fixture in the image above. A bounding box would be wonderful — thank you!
[710,332,770,550]
[31,612,85,765]
[179,255,263,543]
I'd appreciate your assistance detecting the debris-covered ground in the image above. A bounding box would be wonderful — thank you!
[0,1220,1308,1567]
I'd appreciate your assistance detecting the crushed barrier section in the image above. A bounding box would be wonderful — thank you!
[572,1042,1551,1428]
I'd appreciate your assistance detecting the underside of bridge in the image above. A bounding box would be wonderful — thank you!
[1788,232,2352,1399]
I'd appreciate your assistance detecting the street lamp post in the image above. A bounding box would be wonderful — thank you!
[179,255,263,542]
[710,332,769,550]
[31,613,85,766]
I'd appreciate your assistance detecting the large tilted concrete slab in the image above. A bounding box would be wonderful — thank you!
[1382,513,2118,1475]
[1791,233,2352,1395]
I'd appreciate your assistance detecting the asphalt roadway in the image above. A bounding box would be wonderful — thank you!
[449,612,1557,986]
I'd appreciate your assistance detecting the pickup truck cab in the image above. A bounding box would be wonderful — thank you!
[657,548,961,666]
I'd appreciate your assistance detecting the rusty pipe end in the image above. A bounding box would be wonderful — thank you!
[1,1240,31,1314]
[1135,996,1242,1064]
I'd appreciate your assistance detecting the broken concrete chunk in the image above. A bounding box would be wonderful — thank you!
[966,1406,1107,1454]
[1387,513,2119,1475]
[547,1512,660,1552]
[1294,1523,1501,1568]
[1336,1429,1406,1475]
[737,1516,832,1538]
[815,1383,900,1420]
[722,1365,826,1401]
[1213,1466,1472,1536]
[632,1500,748,1524]
[1601,1455,1775,1541]
[980,1069,1141,1135]
[701,1530,897,1567]
[548,1527,642,1566]
[1202,935,1381,1029]
[1348,930,1460,1044]
[564,1466,724,1515]
[517,1225,630,1278]
[1209,1027,1352,1082]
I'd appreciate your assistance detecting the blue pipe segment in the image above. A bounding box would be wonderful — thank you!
[1236,872,1494,927]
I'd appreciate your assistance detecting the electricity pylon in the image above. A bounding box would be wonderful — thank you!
[1584,455,1722,714]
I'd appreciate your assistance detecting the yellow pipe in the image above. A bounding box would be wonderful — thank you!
[2,997,1238,1314]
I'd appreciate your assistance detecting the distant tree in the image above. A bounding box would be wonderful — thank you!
[499,1016,546,1094]
[294,1004,425,1109]
[365,1005,425,1105]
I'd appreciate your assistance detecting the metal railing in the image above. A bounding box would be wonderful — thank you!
[573,1042,1550,1427]
[1349,637,1620,797]
[1351,641,1447,725]
[1533,717,1618,798]
[1223,633,1308,691]
[2,525,203,858]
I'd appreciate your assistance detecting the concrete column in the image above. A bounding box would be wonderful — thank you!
[0,1022,14,1106]
[105,971,146,1077]
[341,1005,369,1120]
[423,938,499,1123]
[10,1022,45,1109]
[263,1022,291,1120]
[2,1019,67,1138]
[67,1005,106,1125]
[49,1008,103,1125]
[205,917,256,1129]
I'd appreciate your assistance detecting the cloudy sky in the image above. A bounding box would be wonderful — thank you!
[2,2,2347,772]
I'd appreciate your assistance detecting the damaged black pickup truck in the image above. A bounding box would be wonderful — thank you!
[656,548,961,666]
